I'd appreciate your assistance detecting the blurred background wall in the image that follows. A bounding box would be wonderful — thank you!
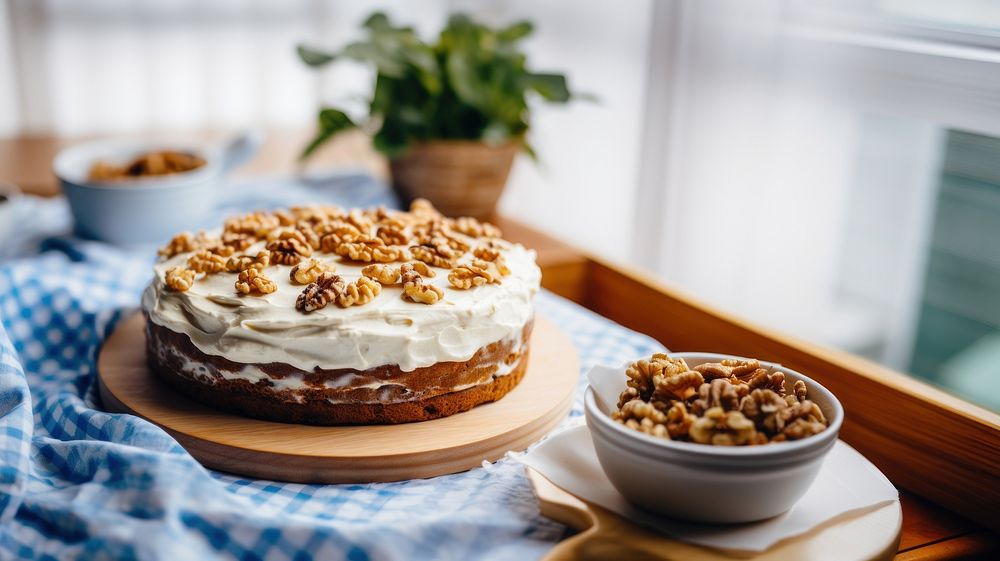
[2,0,999,409]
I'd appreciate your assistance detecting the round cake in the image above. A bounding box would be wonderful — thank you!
[141,200,540,425]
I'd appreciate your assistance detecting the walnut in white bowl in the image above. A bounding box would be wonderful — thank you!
[611,353,830,446]
[585,352,843,523]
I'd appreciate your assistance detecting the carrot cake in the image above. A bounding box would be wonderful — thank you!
[140,200,540,425]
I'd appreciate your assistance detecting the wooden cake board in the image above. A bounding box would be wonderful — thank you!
[528,470,902,561]
[97,313,579,483]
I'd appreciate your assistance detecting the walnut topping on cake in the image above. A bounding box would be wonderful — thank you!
[235,268,277,295]
[401,263,444,305]
[296,272,345,312]
[447,250,511,289]
[375,225,408,246]
[294,272,383,310]
[159,231,233,259]
[289,259,335,285]
[187,250,228,274]
[336,276,382,308]
[410,240,458,269]
[406,261,435,277]
[295,223,322,251]
[164,267,196,291]
[345,209,375,233]
[266,226,310,246]
[159,232,197,258]
[224,211,280,238]
[448,260,499,289]
[267,237,313,265]
[409,198,441,220]
[289,204,344,224]
[335,236,403,263]
[472,246,510,274]
[361,263,401,284]
[156,199,520,312]
[361,262,434,285]
[220,232,255,251]
[452,216,502,238]
[226,250,271,273]
[317,222,362,252]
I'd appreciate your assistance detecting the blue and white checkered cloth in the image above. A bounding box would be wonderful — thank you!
[0,173,662,561]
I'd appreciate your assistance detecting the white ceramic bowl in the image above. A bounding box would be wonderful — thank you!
[53,133,262,245]
[585,352,843,523]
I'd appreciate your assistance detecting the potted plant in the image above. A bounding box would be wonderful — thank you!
[297,12,580,218]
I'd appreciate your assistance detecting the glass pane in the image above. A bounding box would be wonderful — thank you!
[908,130,1000,411]
[877,0,1000,33]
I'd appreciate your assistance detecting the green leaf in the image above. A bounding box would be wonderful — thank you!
[497,21,533,42]
[403,47,441,93]
[342,41,407,78]
[363,12,391,31]
[521,140,537,161]
[300,108,357,160]
[446,13,475,32]
[397,106,426,127]
[446,51,489,109]
[481,121,510,144]
[297,45,336,67]
[373,118,409,156]
[301,129,335,161]
[523,73,571,102]
[370,74,396,115]
[319,108,355,131]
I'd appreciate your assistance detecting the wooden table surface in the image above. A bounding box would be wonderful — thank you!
[1,130,996,561]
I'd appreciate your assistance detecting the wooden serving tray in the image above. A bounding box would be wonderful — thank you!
[528,469,902,561]
[97,313,579,483]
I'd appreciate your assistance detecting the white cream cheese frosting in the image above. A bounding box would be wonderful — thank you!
[142,235,540,373]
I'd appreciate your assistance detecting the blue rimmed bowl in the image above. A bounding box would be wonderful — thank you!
[53,133,262,246]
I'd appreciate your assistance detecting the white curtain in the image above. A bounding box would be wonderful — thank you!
[0,0,451,136]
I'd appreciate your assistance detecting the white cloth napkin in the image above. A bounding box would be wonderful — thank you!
[520,365,900,553]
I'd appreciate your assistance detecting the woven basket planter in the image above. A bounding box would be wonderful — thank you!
[389,141,518,219]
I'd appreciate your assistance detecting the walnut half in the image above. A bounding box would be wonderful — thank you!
[689,407,760,446]
[158,232,197,259]
[335,276,382,308]
[295,272,345,312]
[619,353,691,408]
[361,263,401,284]
[361,262,435,285]
[235,268,277,295]
[267,237,313,266]
[336,236,403,263]
[401,263,444,304]
[410,239,457,268]
[165,267,195,291]
[289,259,335,285]
[226,250,271,273]
[613,399,671,439]
[447,259,505,289]
[187,250,228,274]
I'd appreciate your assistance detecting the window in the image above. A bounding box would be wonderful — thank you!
[630,0,1000,412]
[909,130,1000,411]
